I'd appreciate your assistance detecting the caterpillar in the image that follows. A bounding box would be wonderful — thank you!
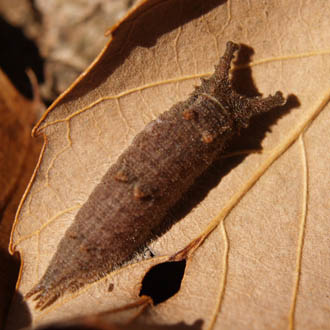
[26,41,286,309]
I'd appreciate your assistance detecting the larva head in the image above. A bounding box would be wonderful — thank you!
[196,41,286,130]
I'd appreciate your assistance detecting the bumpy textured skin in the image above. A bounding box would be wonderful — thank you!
[26,42,285,309]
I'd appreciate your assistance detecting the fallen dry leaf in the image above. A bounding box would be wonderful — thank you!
[0,69,42,328]
[7,0,330,329]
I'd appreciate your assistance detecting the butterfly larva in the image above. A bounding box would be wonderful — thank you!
[26,41,286,309]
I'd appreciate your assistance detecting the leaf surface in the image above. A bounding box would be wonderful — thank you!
[8,0,330,329]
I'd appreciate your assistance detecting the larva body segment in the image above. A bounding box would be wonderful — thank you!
[26,42,285,309]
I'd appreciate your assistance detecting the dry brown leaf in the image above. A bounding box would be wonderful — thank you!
[7,0,330,329]
[0,69,42,328]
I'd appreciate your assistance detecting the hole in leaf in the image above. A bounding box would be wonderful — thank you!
[139,260,186,305]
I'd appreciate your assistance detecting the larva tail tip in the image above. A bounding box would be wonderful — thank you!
[26,287,61,310]
[25,283,59,310]
[25,285,42,300]
[36,292,60,311]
